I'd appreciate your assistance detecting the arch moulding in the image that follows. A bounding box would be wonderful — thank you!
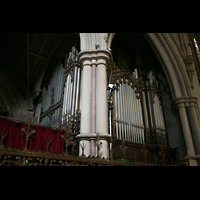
[106,33,192,100]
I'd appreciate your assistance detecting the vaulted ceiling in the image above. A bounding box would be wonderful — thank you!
[0,33,80,101]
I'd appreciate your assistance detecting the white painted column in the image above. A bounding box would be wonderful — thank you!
[96,58,110,159]
[78,60,91,157]
[90,62,96,157]
[76,49,111,158]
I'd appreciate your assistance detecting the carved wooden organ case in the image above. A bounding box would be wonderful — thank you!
[109,60,168,146]
[39,46,81,133]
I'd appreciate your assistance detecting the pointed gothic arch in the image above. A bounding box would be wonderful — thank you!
[107,33,192,99]
[105,33,200,165]
[1,33,200,165]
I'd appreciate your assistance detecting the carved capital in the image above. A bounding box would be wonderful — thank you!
[76,133,111,142]
[78,49,112,69]
[184,56,194,65]
[172,96,197,109]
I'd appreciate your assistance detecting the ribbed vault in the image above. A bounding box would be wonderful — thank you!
[0,33,80,116]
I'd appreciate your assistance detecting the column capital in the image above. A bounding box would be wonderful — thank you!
[76,133,111,142]
[78,49,112,68]
[184,56,194,65]
[172,96,197,109]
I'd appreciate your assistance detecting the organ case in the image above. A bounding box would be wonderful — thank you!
[39,46,81,133]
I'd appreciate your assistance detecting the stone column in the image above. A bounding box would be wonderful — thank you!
[173,98,198,166]
[76,49,112,158]
[78,60,91,157]
[187,97,200,155]
[90,61,96,157]
[96,58,110,159]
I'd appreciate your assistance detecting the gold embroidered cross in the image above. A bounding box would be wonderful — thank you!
[60,128,73,155]
[21,121,36,151]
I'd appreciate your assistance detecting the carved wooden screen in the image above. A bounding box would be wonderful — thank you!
[39,46,81,133]
[110,66,168,146]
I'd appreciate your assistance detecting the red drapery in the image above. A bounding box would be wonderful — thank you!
[0,118,65,154]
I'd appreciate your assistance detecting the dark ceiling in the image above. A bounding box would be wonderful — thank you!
[0,33,80,99]
[111,33,162,74]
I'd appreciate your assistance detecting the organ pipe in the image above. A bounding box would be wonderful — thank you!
[39,46,81,132]
[111,66,167,146]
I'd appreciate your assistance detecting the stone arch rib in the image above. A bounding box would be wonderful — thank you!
[107,33,190,99]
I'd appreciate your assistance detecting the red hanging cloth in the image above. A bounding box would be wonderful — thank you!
[0,118,65,154]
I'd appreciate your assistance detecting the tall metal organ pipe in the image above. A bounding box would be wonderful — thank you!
[112,69,167,145]
[40,46,81,131]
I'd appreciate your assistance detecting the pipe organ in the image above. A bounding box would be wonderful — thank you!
[110,61,168,146]
[147,71,167,146]
[40,46,81,133]
[40,63,64,127]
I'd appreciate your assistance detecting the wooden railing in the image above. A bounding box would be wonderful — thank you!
[0,116,181,166]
